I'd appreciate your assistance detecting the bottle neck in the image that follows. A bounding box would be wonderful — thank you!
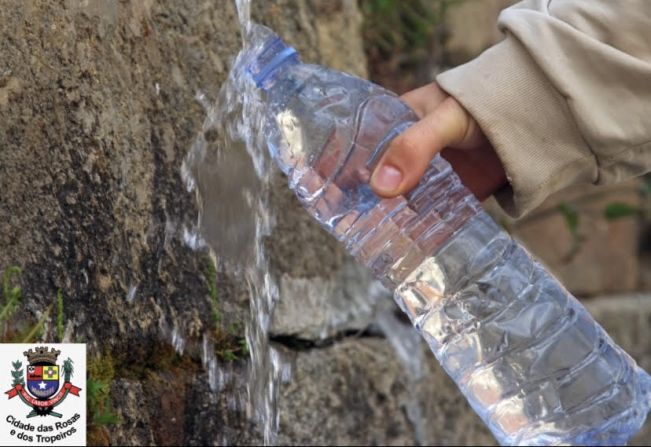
[248,37,300,90]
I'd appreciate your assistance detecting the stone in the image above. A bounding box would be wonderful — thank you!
[277,336,496,446]
[0,0,372,444]
[271,259,384,340]
[107,379,156,446]
[485,179,642,296]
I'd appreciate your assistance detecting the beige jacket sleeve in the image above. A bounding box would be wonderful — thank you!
[436,0,651,218]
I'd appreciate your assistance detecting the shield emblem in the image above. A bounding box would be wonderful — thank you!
[26,364,60,400]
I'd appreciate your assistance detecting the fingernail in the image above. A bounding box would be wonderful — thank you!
[372,165,403,193]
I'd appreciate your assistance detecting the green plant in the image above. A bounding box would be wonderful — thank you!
[557,202,582,260]
[17,307,50,343]
[87,379,121,425]
[603,202,642,220]
[87,355,121,429]
[203,255,221,325]
[17,289,67,343]
[361,0,452,92]
[512,179,651,262]
[557,180,651,244]
[0,266,46,342]
[0,267,69,343]
[214,325,248,362]
[202,256,248,361]
[87,373,121,445]
[362,0,448,58]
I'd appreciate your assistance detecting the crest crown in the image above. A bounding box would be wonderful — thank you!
[24,346,60,364]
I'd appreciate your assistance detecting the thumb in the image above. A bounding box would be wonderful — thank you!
[370,97,473,197]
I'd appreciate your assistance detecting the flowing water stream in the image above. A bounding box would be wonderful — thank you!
[181,1,430,444]
[178,1,651,444]
[182,1,286,443]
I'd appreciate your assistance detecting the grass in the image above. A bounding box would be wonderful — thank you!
[203,253,221,326]
[362,0,447,56]
[87,354,121,445]
[361,0,452,92]
[202,255,249,362]
[558,202,582,261]
[0,266,48,342]
[16,309,50,343]
[0,267,67,342]
[87,378,121,425]
[215,322,249,361]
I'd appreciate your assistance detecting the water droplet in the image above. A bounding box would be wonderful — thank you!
[126,284,138,303]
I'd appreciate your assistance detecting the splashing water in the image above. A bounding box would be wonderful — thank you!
[182,4,288,444]
[183,4,438,443]
[236,0,251,36]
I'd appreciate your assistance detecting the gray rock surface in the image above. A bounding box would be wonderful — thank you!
[0,0,371,444]
[1,1,650,446]
[109,379,156,446]
[277,334,496,446]
[271,259,383,340]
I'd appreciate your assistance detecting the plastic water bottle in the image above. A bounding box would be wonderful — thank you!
[244,25,651,446]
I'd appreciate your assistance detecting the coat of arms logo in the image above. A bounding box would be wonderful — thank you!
[4,346,82,418]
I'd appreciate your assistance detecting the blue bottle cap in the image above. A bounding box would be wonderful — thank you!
[247,35,299,89]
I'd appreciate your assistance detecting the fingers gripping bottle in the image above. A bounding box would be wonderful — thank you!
[244,25,651,446]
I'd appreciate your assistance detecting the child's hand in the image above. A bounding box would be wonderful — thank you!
[370,83,506,201]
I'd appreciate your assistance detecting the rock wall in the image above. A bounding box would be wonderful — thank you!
[0,0,375,444]
[1,0,649,446]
